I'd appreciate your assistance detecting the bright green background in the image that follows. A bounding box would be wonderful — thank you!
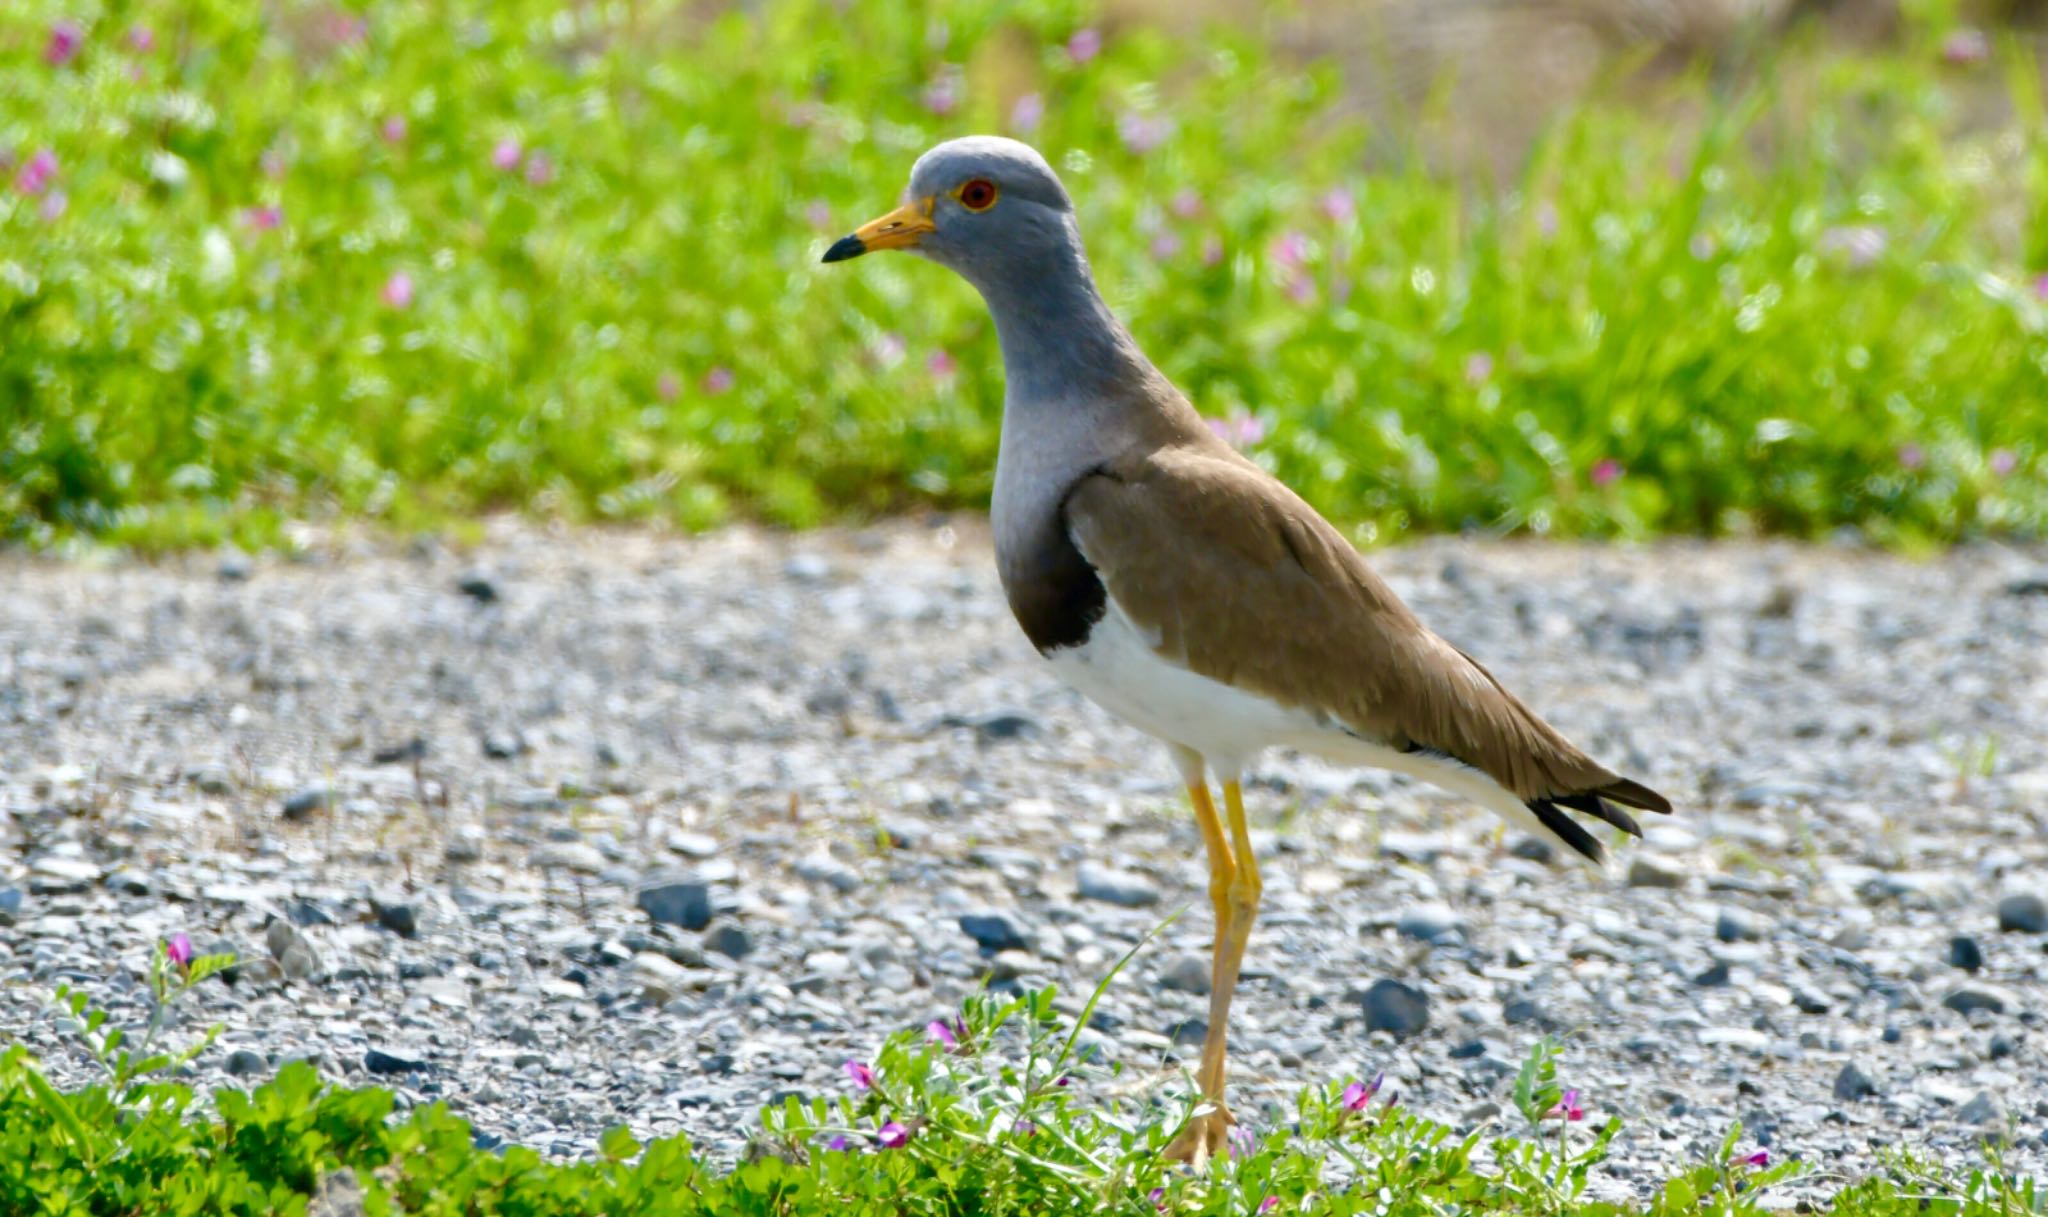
[3,0,2045,550]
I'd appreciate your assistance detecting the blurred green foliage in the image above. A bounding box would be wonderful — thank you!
[2,0,2044,549]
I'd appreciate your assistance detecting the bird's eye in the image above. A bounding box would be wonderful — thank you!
[956,179,999,212]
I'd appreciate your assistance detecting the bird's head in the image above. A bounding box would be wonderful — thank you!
[821,136,1076,290]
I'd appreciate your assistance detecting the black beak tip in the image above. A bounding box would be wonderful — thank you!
[821,235,867,264]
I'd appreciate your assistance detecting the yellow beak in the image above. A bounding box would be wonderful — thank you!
[821,197,936,262]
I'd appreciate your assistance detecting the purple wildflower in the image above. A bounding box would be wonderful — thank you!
[1341,1071,1385,1111]
[922,72,960,118]
[1260,1199,1280,1214]
[702,366,735,395]
[491,139,522,172]
[657,372,680,401]
[243,205,283,231]
[1170,189,1203,219]
[1150,231,1183,260]
[872,333,907,367]
[1320,187,1355,223]
[1990,448,2018,477]
[1117,112,1171,155]
[381,115,408,143]
[1066,28,1102,64]
[1009,92,1043,134]
[1898,442,1926,470]
[524,152,555,185]
[925,1017,959,1047]
[1942,28,1989,66]
[14,150,58,197]
[805,199,834,230]
[1201,236,1224,267]
[826,1134,849,1151]
[165,933,194,970]
[1228,1125,1255,1158]
[261,148,288,179]
[1464,352,1494,385]
[1148,1187,1166,1210]
[381,272,415,310]
[1206,413,1266,449]
[127,25,155,53]
[843,1059,876,1090]
[1014,1118,1036,1136]
[1545,1088,1585,1122]
[2034,272,2048,302]
[1819,225,1886,269]
[877,1120,909,1149]
[1535,200,1559,239]
[1271,231,1310,270]
[40,190,67,222]
[926,351,958,381]
[1286,274,1316,305]
[1739,1147,1771,1168]
[47,21,83,67]
[1590,458,1623,488]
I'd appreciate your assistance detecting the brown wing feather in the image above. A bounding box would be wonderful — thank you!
[1064,441,1667,816]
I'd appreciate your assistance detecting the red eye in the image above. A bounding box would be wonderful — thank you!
[958,179,998,211]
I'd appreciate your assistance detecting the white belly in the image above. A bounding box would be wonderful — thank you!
[1044,599,1325,779]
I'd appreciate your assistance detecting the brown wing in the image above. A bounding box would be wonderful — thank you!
[1063,442,1670,824]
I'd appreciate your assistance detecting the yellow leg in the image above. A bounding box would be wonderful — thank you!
[1164,778,1260,1167]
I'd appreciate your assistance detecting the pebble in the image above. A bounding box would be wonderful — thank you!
[1360,979,1430,1038]
[1156,953,1210,994]
[704,924,753,960]
[637,881,713,931]
[364,1047,431,1075]
[1394,904,1465,944]
[792,853,860,894]
[372,899,420,938]
[1627,857,1684,889]
[1947,936,1984,972]
[281,783,333,820]
[957,910,1032,953]
[1076,862,1162,908]
[1834,1063,1879,1101]
[455,572,500,603]
[1997,894,2047,934]
[1715,908,1764,943]
[224,1049,267,1077]
[1942,986,2008,1017]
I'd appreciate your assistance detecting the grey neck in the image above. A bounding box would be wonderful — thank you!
[966,226,1156,406]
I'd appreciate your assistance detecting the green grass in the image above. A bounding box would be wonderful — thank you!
[7,969,2042,1216]
[3,0,2046,550]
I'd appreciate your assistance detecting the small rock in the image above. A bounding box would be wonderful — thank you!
[792,853,860,894]
[482,730,526,760]
[1502,998,1543,1025]
[1834,1063,1879,1101]
[1997,894,2047,934]
[456,572,500,603]
[364,1047,431,1075]
[704,923,753,960]
[1157,953,1210,994]
[1360,979,1430,1039]
[185,763,235,795]
[29,856,98,893]
[1628,857,1685,889]
[1694,961,1732,987]
[1395,904,1465,944]
[1958,1091,2005,1126]
[638,880,714,930]
[958,910,1032,953]
[1988,1033,2017,1060]
[1507,836,1555,864]
[217,550,253,582]
[1449,1039,1489,1060]
[666,831,720,859]
[1943,986,2008,1016]
[370,737,427,764]
[532,842,607,873]
[635,953,692,1005]
[281,783,333,820]
[371,899,419,938]
[1715,908,1764,943]
[1791,988,1831,1015]
[1948,936,1985,972]
[224,1049,267,1077]
[1165,1018,1208,1047]
[1077,862,1162,908]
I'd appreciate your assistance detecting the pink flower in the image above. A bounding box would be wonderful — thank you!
[14,149,58,196]
[1739,1148,1772,1168]
[47,21,83,67]
[1590,458,1623,488]
[1898,442,1925,470]
[1271,232,1310,270]
[702,366,735,395]
[1066,28,1102,64]
[871,333,907,367]
[876,1120,909,1149]
[922,73,960,117]
[842,1059,875,1089]
[1990,448,2018,477]
[381,116,408,143]
[825,1134,848,1151]
[1260,1198,1280,1214]
[1227,1125,1255,1158]
[381,272,414,310]
[1535,200,1560,239]
[2034,272,2048,302]
[165,933,194,970]
[1117,112,1171,155]
[1819,225,1886,268]
[1148,1187,1166,1210]
[126,26,155,53]
[924,1017,958,1047]
[243,205,283,231]
[261,148,288,179]
[491,139,522,172]
[805,200,834,230]
[1341,1071,1384,1111]
[1170,189,1203,220]
[1286,274,1316,305]
[926,351,957,381]
[1319,187,1355,223]
[1544,1088,1585,1121]
[657,372,680,401]
[1464,353,1494,385]
[524,152,555,185]
[1206,413,1266,449]
[1201,236,1224,267]
[1149,232,1182,260]
[39,190,67,223]
[1009,92,1043,134]
[1942,28,1989,66]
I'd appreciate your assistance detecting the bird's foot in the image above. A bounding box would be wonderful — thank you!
[1161,1102,1236,1168]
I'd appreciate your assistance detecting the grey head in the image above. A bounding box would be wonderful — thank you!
[822,135,1155,404]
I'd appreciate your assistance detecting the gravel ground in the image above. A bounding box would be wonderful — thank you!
[5,519,2048,1197]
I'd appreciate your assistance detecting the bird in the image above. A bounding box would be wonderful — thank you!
[821,135,1670,1166]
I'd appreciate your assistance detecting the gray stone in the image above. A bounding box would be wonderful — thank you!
[1943,986,2008,1016]
[224,1049,268,1076]
[1834,1062,1879,1101]
[364,1046,431,1075]
[1395,904,1465,944]
[1694,961,1732,987]
[217,550,253,582]
[1627,857,1685,889]
[482,730,526,760]
[1507,836,1555,863]
[1156,953,1210,994]
[1997,894,2047,934]
[1360,979,1430,1038]
[1715,908,1764,943]
[638,881,713,931]
[1076,862,1161,908]
[704,923,753,960]
[456,572,500,603]
[1958,1091,2005,1126]
[532,842,606,873]
[958,910,1032,953]
[185,763,235,795]
[792,853,860,894]
[1948,936,1984,972]
[1165,1018,1208,1047]
[281,783,333,820]
[372,899,419,938]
